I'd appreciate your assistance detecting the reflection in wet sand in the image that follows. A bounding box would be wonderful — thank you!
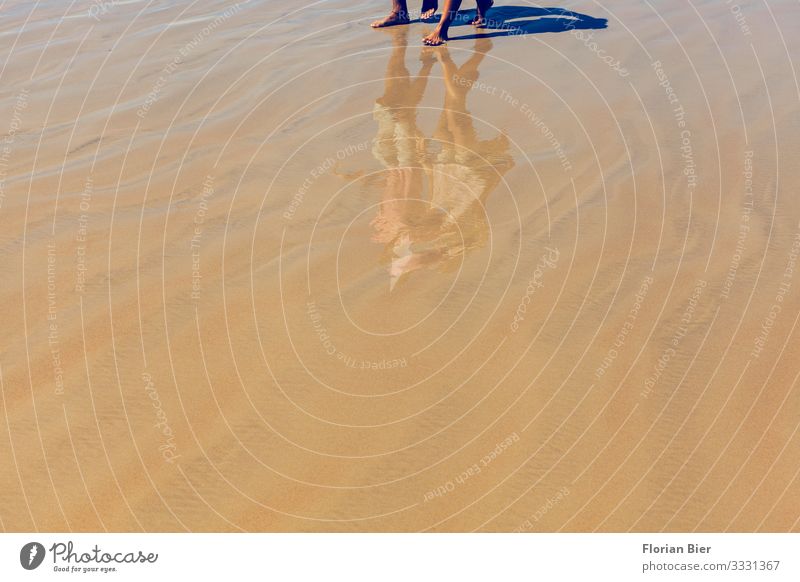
[370,31,513,290]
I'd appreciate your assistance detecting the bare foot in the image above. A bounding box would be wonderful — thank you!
[421,0,438,20]
[471,0,493,27]
[423,28,448,46]
[371,11,410,28]
[470,15,486,27]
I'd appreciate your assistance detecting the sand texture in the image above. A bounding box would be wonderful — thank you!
[0,0,799,531]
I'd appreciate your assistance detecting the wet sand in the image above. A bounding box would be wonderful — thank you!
[0,0,799,531]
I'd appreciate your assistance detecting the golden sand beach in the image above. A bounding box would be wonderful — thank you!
[0,0,798,531]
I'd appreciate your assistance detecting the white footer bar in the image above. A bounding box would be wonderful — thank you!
[1,533,797,581]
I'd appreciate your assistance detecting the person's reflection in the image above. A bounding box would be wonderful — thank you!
[371,29,514,290]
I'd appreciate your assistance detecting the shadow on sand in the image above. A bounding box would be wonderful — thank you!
[436,5,607,40]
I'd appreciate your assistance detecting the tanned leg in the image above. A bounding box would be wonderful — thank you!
[423,0,462,45]
[471,0,493,27]
[372,0,411,28]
